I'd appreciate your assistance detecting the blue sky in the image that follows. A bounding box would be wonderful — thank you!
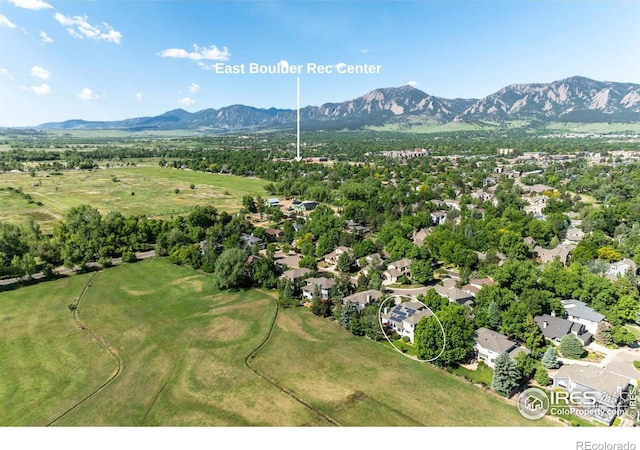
[0,0,639,126]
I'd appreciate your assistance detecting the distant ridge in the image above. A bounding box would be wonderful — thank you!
[36,76,640,132]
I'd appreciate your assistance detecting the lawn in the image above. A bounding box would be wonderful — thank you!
[0,166,267,231]
[452,362,494,387]
[252,307,557,426]
[0,258,561,427]
[0,259,326,426]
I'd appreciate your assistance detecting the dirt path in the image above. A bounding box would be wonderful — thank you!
[243,293,341,427]
[47,271,124,426]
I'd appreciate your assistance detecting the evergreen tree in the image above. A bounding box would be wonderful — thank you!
[488,299,501,330]
[491,352,521,397]
[340,301,359,329]
[541,347,560,369]
[559,334,585,359]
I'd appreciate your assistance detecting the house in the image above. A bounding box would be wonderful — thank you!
[434,284,475,307]
[523,184,556,195]
[430,211,448,226]
[280,267,311,285]
[293,201,318,212]
[381,300,432,343]
[534,244,575,265]
[474,327,530,369]
[561,299,605,335]
[345,220,367,234]
[412,228,432,247]
[240,234,264,249]
[264,197,280,207]
[461,278,496,297]
[606,258,637,281]
[264,228,284,242]
[359,253,384,273]
[324,246,353,266]
[274,252,302,269]
[342,289,383,311]
[552,365,632,425]
[565,228,585,243]
[302,277,336,300]
[534,314,593,345]
[383,258,412,284]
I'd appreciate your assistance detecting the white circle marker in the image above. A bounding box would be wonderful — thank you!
[378,294,446,363]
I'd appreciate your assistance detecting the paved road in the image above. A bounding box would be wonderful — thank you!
[0,250,156,287]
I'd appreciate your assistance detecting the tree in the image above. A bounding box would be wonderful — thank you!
[311,297,332,318]
[535,367,551,386]
[541,347,560,369]
[488,299,501,330]
[595,321,613,346]
[610,325,636,346]
[213,248,250,290]
[491,352,521,397]
[337,251,356,274]
[617,295,640,323]
[410,259,434,285]
[419,289,448,313]
[242,195,257,213]
[559,334,585,359]
[251,257,278,289]
[414,303,474,367]
[340,301,359,329]
[514,352,537,380]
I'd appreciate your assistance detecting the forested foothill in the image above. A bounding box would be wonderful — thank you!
[2,128,640,398]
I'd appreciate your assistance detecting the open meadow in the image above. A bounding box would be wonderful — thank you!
[0,166,267,232]
[0,258,557,426]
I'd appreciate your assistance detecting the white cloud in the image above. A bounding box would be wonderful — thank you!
[30,66,51,80]
[188,83,200,94]
[160,44,230,62]
[0,14,17,28]
[1,68,14,80]
[77,87,103,100]
[21,83,52,95]
[177,97,195,107]
[136,92,143,101]
[40,31,53,44]
[54,13,122,44]
[406,81,418,87]
[6,0,52,10]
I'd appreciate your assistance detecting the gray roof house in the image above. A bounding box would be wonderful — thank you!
[383,258,412,284]
[342,289,383,311]
[552,365,632,425]
[302,277,336,300]
[561,299,605,335]
[434,284,475,307]
[606,258,638,281]
[381,300,432,343]
[324,246,353,266]
[280,267,311,285]
[240,233,264,249]
[534,244,575,265]
[534,314,593,345]
[474,327,530,369]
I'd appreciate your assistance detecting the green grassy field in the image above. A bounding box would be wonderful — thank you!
[252,308,556,426]
[0,259,326,426]
[0,258,560,426]
[0,166,267,231]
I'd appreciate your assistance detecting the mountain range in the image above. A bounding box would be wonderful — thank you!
[37,76,640,132]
